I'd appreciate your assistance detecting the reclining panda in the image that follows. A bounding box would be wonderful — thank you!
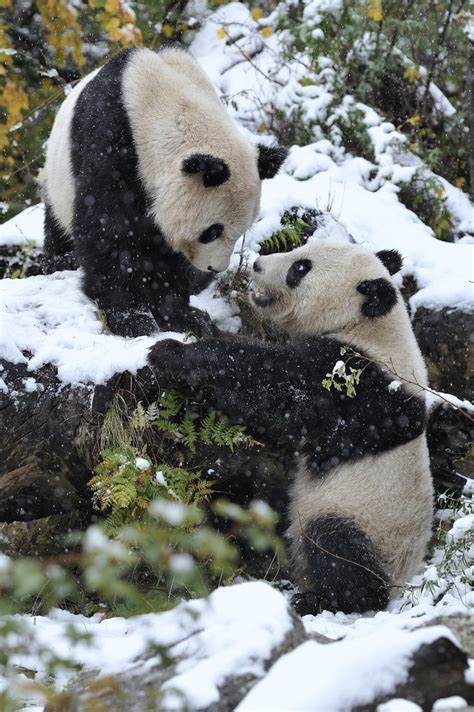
[43,46,286,337]
[148,241,434,615]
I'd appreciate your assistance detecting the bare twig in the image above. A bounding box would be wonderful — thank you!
[341,347,474,424]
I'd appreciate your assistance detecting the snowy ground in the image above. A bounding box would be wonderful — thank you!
[1,574,473,711]
[1,1,473,710]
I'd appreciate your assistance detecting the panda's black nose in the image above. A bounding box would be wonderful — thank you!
[207,266,218,273]
[253,259,262,273]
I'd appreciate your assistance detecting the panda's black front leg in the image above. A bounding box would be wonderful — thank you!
[150,298,218,338]
[148,337,312,448]
[74,220,159,338]
[147,253,218,338]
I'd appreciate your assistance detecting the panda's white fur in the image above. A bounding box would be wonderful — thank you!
[43,47,286,337]
[251,242,433,599]
[288,439,433,594]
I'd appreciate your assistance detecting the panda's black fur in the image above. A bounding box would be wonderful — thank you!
[43,47,287,337]
[147,243,431,615]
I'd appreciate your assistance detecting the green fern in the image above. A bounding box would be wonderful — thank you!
[259,209,321,256]
[90,390,257,534]
[89,447,213,533]
[259,222,306,254]
[159,391,182,420]
[89,448,138,510]
[181,413,199,452]
[200,411,244,452]
[155,465,212,506]
[151,390,254,455]
[102,508,131,537]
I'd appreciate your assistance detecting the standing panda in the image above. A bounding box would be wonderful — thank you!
[147,241,434,615]
[43,46,287,337]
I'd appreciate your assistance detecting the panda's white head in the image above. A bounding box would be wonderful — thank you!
[153,145,287,274]
[250,241,403,336]
[122,47,288,274]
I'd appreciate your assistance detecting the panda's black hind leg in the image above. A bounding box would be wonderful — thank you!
[290,514,389,616]
[43,204,78,274]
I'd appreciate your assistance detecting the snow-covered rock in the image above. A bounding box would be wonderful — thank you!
[4,583,474,712]
[13,582,307,711]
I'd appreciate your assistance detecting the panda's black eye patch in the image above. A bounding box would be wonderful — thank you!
[286,259,312,288]
[198,223,224,244]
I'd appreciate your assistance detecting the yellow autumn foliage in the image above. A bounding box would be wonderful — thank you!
[105,0,119,13]
[36,0,85,66]
[89,0,142,47]
[0,80,29,150]
[251,7,263,21]
[403,64,421,82]
[406,115,421,127]
[162,23,174,39]
[0,22,14,71]
[0,79,28,119]
[368,0,383,22]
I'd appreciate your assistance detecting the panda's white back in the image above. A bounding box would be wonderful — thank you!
[44,67,101,233]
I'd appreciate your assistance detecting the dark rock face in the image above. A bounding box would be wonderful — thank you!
[412,306,474,491]
[412,306,474,401]
[0,359,103,522]
[0,359,291,529]
[426,615,474,658]
[389,637,471,711]
[427,402,474,494]
[0,513,87,558]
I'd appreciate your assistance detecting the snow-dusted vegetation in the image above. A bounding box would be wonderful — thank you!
[0,0,473,710]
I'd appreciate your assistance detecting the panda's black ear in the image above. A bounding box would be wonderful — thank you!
[357,278,397,318]
[182,154,230,187]
[257,144,288,179]
[376,249,403,275]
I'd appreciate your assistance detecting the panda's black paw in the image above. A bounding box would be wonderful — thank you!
[154,308,218,339]
[190,311,219,338]
[104,308,159,338]
[148,339,185,372]
[291,591,323,617]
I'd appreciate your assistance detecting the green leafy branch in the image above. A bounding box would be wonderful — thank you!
[322,352,363,398]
